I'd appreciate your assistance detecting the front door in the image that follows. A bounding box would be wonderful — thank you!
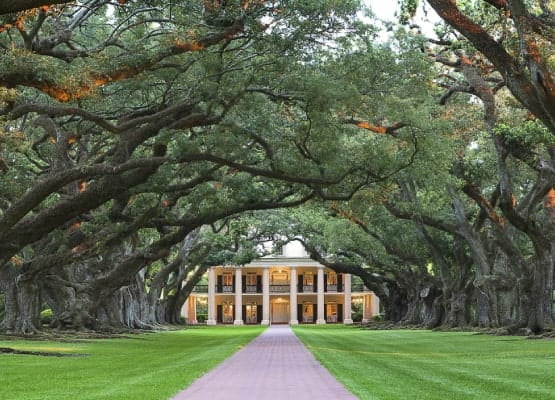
[326,302,338,323]
[222,301,233,324]
[271,302,289,324]
[302,302,313,323]
[246,303,257,324]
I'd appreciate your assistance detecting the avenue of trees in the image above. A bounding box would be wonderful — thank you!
[0,0,553,335]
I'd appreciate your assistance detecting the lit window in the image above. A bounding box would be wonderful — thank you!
[246,273,257,286]
[222,272,233,286]
[271,270,288,284]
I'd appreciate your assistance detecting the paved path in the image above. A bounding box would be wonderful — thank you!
[171,325,357,400]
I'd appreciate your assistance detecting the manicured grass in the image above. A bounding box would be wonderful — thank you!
[0,326,265,400]
[293,325,555,400]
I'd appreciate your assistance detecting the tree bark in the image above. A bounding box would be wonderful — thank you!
[0,0,74,15]
[426,0,555,133]
[15,276,41,334]
[0,267,18,332]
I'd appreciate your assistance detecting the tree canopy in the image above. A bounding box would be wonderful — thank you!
[1,0,554,334]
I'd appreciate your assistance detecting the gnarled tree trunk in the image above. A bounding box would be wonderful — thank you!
[0,266,18,332]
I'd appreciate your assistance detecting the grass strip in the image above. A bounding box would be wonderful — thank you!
[293,325,555,400]
[0,326,265,400]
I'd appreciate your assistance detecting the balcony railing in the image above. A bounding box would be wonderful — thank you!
[327,284,338,292]
[270,284,290,293]
[218,285,233,293]
[245,285,258,293]
[203,282,361,294]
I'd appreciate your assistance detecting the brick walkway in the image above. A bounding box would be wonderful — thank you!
[171,325,357,400]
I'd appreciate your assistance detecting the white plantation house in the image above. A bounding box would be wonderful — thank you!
[182,242,380,325]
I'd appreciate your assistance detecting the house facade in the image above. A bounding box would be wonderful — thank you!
[182,242,380,325]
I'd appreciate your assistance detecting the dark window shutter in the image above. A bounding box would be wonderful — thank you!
[337,274,343,292]
[242,305,246,324]
[338,304,343,323]
[312,304,317,322]
[298,304,303,323]
[257,275,262,293]
[242,275,246,293]
[217,275,222,293]
[298,275,303,293]
[257,305,263,323]
[217,305,223,323]
[324,274,328,292]
[232,277,236,293]
[324,303,327,320]
[314,279,318,293]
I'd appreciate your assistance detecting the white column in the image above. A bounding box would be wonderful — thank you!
[262,268,270,325]
[343,274,353,324]
[316,267,326,324]
[289,267,298,325]
[207,267,217,325]
[234,267,243,325]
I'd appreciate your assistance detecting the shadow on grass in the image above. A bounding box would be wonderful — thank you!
[0,347,89,357]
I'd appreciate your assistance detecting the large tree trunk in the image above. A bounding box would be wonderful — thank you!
[54,290,96,330]
[449,188,495,327]
[445,291,469,328]
[543,244,554,325]
[15,276,41,334]
[0,266,18,332]
[519,248,554,333]
[150,229,203,325]
[94,274,154,330]
[383,284,408,323]
[489,252,518,327]
[41,264,98,331]
[0,265,41,334]
[0,267,41,335]
[400,278,442,327]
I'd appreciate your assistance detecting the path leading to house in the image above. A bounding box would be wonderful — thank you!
[171,325,357,400]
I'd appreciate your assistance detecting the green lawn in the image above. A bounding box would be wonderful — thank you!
[293,325,555,400]
[0,326,265,400]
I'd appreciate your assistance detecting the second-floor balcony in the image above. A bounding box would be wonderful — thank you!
[245,285,258,293]
[222,285,234,293]
[212,284,263,294]
[302,284,314,292]
[270,284,290,293]
[195,277,365,295]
